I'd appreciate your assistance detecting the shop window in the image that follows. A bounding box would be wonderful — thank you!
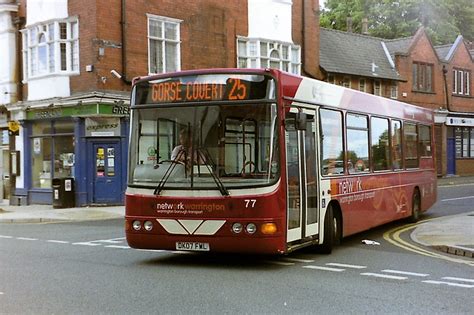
[30,121,75,189]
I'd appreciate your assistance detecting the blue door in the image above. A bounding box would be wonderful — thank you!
[447,138,455,175]
[93,142,122,204]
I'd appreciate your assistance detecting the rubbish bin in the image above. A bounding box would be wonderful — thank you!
[52,177,75,208]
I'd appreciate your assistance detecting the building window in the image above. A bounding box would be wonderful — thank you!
[412,62,433,92]
[327,74,335,84]
[30,121,75,189]
[390,81,398,99]
[342,76,351,88]
[147,15,182,74]
[359,79,366,92]
[453,69,471,96]
[374,80,381,96]
[455,127,474,158]
[21,19,79,80]
[237,38,301,75]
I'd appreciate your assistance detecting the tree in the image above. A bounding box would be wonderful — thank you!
[320,0,474,44]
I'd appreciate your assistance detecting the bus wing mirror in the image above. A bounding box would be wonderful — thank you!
[295,112,307,130]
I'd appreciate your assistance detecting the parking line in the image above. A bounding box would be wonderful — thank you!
[361,273,407,280]
[381,269,429,277]
[303,265,345,272]
[326,263,366,269]
[442,277,474,283]
[423,280,474,289]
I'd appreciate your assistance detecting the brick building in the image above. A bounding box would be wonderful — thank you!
[320,26,474,177]
[5,0,320,206]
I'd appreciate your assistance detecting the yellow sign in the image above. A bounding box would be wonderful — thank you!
[8,121,20,133]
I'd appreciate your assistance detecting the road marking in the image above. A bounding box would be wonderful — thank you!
[264,260,295,266]
[94,238,126,244]
[381,269,429,277]
[46,240,69,244]
[422,280,474,288]
[72,242,102,246]
[442,277,474,283]
[105,245,130,249]
[361,272,407,280]
[136,249,166,253]
[0,235,13,239]
[16,237,38,241]
[282,258,315,263]
[0,292,3,295]
[326,263,367,269]
[441,196,474,202]
[303,265,345,272]
[384,221,474,267]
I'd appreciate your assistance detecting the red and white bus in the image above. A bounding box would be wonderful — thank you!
[125,68,437,254]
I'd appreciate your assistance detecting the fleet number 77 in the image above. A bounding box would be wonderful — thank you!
[244,199,256,208]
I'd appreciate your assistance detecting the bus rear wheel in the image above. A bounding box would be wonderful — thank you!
[319,204,340,254]
[409,189,421,223]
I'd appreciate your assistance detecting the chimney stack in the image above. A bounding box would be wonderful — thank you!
[347,16,353,33]
[361,18,368,35]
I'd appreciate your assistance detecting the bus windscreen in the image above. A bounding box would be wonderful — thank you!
[133,74,275,105]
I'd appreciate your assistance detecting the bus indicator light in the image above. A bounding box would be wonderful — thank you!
[261,223,277,235]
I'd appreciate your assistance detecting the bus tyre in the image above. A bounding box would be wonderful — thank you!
[319,205,337,254]
[409,189,421,223]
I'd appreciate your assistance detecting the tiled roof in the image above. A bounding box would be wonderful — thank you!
[435,44,452,62]
[384,37,414,58]
[319,28,401,80]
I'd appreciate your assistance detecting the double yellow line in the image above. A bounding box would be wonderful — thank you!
[383,219,474,267]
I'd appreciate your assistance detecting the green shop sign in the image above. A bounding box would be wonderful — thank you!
[26,103,130,120]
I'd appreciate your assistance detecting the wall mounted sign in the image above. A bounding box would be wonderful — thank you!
[85,117,121,137]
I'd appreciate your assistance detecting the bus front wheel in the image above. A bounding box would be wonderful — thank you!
[319,204,340,254]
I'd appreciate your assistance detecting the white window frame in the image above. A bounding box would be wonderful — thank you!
[359,78,366,92]
[453,69,471,96]
[342,76,351,88]
[390,81,398,99]
[236,37,301,75]
[374,80,382,96]
[147,14,182,75]
[21,18,79,81]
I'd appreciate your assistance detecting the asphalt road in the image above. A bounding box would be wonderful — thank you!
[1,184,473,314]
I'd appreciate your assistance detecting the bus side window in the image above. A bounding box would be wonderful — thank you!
[320,109,344,176]
[391,120,402,169]
[347,113,369,174]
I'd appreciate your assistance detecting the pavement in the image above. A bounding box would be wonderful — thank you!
[0,176,473,259]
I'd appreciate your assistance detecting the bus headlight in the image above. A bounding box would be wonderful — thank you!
[261,223,277,235]
[232,222,243,234]
[144,221,153,231]
[132,221,142,231]
[246,223,257,234]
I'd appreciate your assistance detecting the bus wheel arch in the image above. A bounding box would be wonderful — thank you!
[319,201,342,254]
[409,187,421,223]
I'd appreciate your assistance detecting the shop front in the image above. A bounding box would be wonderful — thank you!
[12,100,129,206]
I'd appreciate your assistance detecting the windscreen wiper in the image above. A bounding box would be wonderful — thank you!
[196,148,229,196]
[154,152,186,195]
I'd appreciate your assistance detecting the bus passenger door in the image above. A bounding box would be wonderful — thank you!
[285,109,319,243]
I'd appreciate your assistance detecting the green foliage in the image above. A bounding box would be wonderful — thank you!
[320,0,474,44]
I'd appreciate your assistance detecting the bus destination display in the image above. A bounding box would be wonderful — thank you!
[135,75,272,105]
